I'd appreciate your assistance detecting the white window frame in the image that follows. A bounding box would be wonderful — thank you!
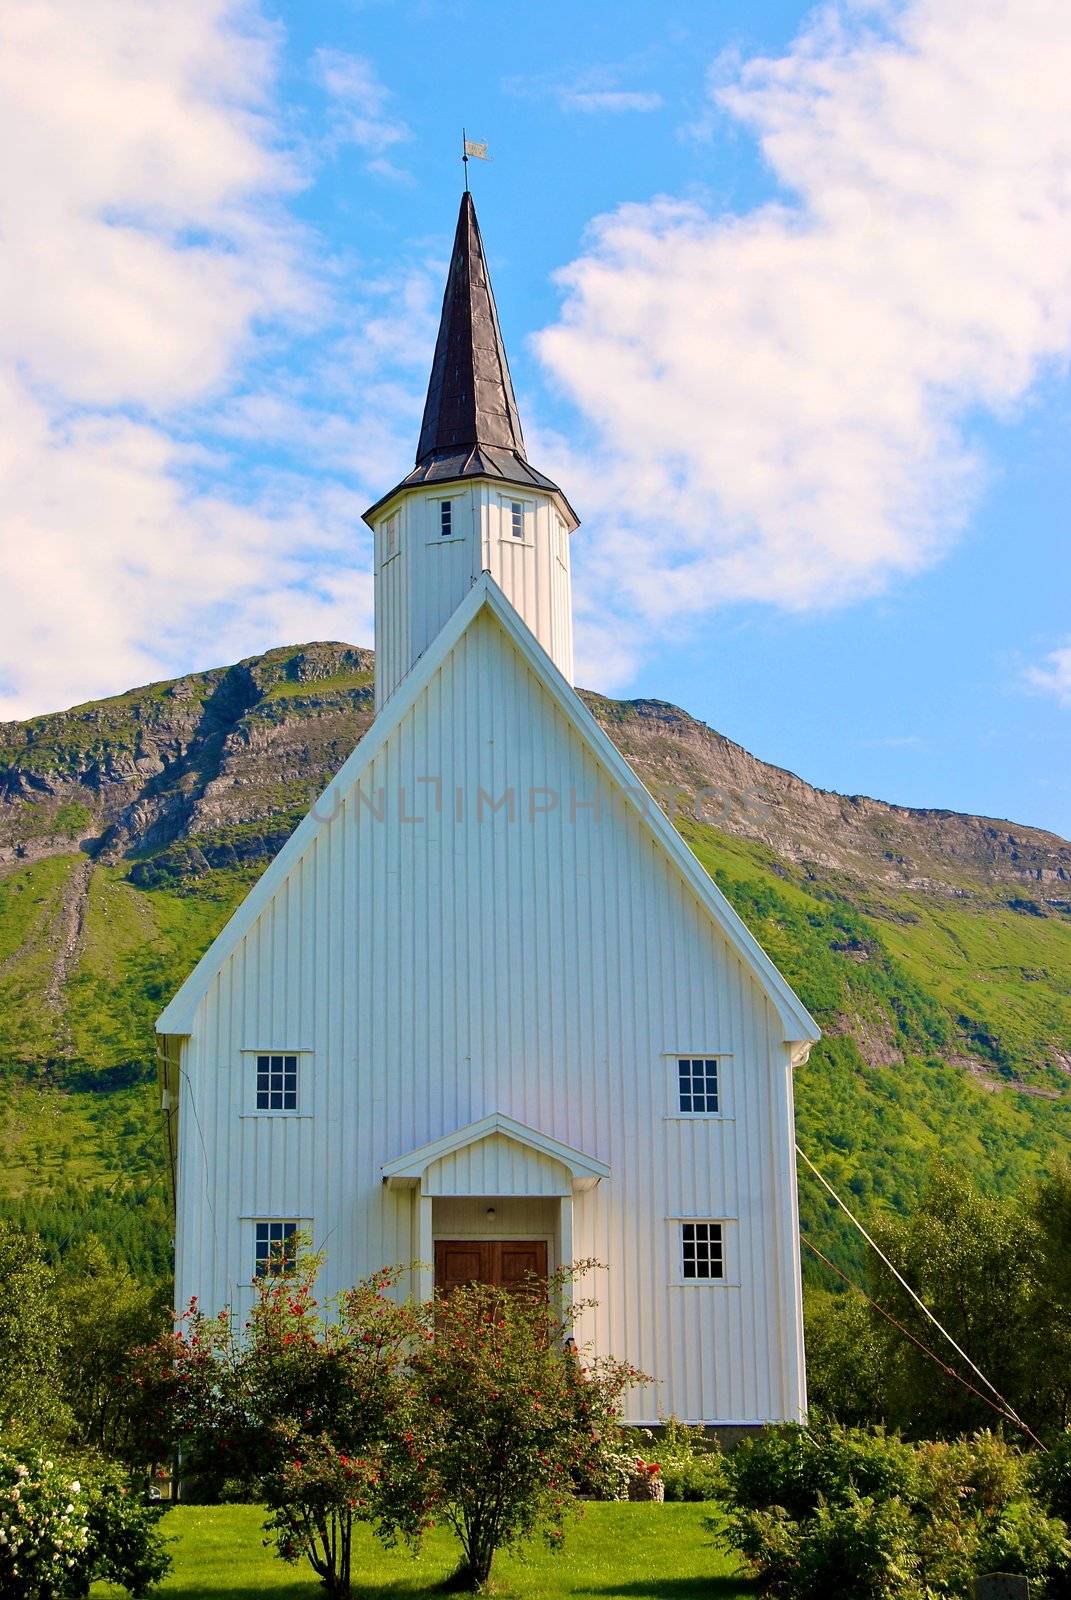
[668,1218,737,1287]
[662,1052,732,1120]
[380,511,400,563]
[429,496,467,543]
[240,1048,313,1118]
[248,1217,304,1282]
[499,494,533,545]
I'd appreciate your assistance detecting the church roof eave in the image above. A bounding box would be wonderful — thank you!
[362,457,580,531]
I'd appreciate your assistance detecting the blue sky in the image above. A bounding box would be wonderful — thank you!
[1,0,1069,836]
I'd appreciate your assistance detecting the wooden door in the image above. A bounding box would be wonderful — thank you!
[435,1241,492,1291]
[435,1240,547,1292]
[498,1241,547,1289]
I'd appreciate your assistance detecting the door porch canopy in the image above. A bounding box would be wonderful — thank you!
[381,1111,609,1197]
[383,1114,608,1300]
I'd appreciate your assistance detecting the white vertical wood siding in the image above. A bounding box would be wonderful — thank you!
[175,606,805,1424]
[423,1135,573,1197]
[373,484,574,708]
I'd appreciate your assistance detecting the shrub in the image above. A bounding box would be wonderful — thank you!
[790,1491,920,1600]
[410,1266,646,1589]
[720,1421,1071,1599]
[662,1454,725,1502]
[136,1255,429,1599]
[731,1490,920,1600]
[626,1421,724,1502]
[1033,1430,1071,1524]
[79,1463,171,1598]
[974,1499,1071,1595]
[0,1451,89,1600]
[726,1419,920,1518]
[0,1450,169,1600]
[577,1440,635,1501]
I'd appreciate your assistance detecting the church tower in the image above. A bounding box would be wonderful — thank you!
[364,194,580,710]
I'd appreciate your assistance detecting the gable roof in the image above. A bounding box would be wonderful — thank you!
[156,573,820,1045]
[381,1112,610,1191]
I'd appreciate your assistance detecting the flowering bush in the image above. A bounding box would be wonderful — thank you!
[581,1442,638,1501]
[629,1420,724,1502]
[410,1265,647,1588]
[138,1254,649,1594]
[135,1254,429,1599]
[0,1450,170,1600]
[0,1452,89,1600]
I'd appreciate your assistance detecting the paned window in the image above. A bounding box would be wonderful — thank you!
[681,1221,724,1280]
[256,1053,298,1111]
[383,512,398,558]
[440,500,453,537]
[678,1056,719,1114]
[510,500,525,538]
[255,1220,298,1278]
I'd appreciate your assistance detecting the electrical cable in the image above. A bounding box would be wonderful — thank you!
[799,1232,1041,1444]
[796,1142,1045,1450]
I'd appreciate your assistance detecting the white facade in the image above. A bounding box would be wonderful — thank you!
[372,480,575,708]
[159,574,818,1425]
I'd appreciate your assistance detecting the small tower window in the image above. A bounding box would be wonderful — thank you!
[681,1222,724,1281]
[510,500,525,538]
[255,1220,298,1278]
[383,512,398,559]
[440,500,453,537]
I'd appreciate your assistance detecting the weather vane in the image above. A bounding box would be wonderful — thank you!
[461,128,490,192]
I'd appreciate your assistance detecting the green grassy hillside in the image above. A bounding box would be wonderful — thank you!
[1,642,1068,1283]
[678,823,1070,1260]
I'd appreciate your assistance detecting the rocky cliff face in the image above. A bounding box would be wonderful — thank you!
[580,694,1071,902]
[0,644,374,873]
[3,642,1068,907]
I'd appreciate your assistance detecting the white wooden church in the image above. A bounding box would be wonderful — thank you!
[157,193,820,1426]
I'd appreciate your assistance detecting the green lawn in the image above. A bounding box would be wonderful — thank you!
[92,1503,754,1599]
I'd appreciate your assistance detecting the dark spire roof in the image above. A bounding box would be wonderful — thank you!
[417,192,525,463]
[363,193,578,527]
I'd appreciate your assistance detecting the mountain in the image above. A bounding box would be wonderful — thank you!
[1,641,1069,1280]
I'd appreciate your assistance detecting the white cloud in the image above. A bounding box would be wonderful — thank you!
[0,3,419,721]
[0,373,374,714]
[315,48,412,178]
[1026,641,1071,708]
[0,0,312,406]
[559,88,663,114]
[503,67,662,117]
[536,0,1071,676]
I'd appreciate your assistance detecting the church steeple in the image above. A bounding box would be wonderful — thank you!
[364,193,579,710]
[366,193,574,510]
[417,192,526,465]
